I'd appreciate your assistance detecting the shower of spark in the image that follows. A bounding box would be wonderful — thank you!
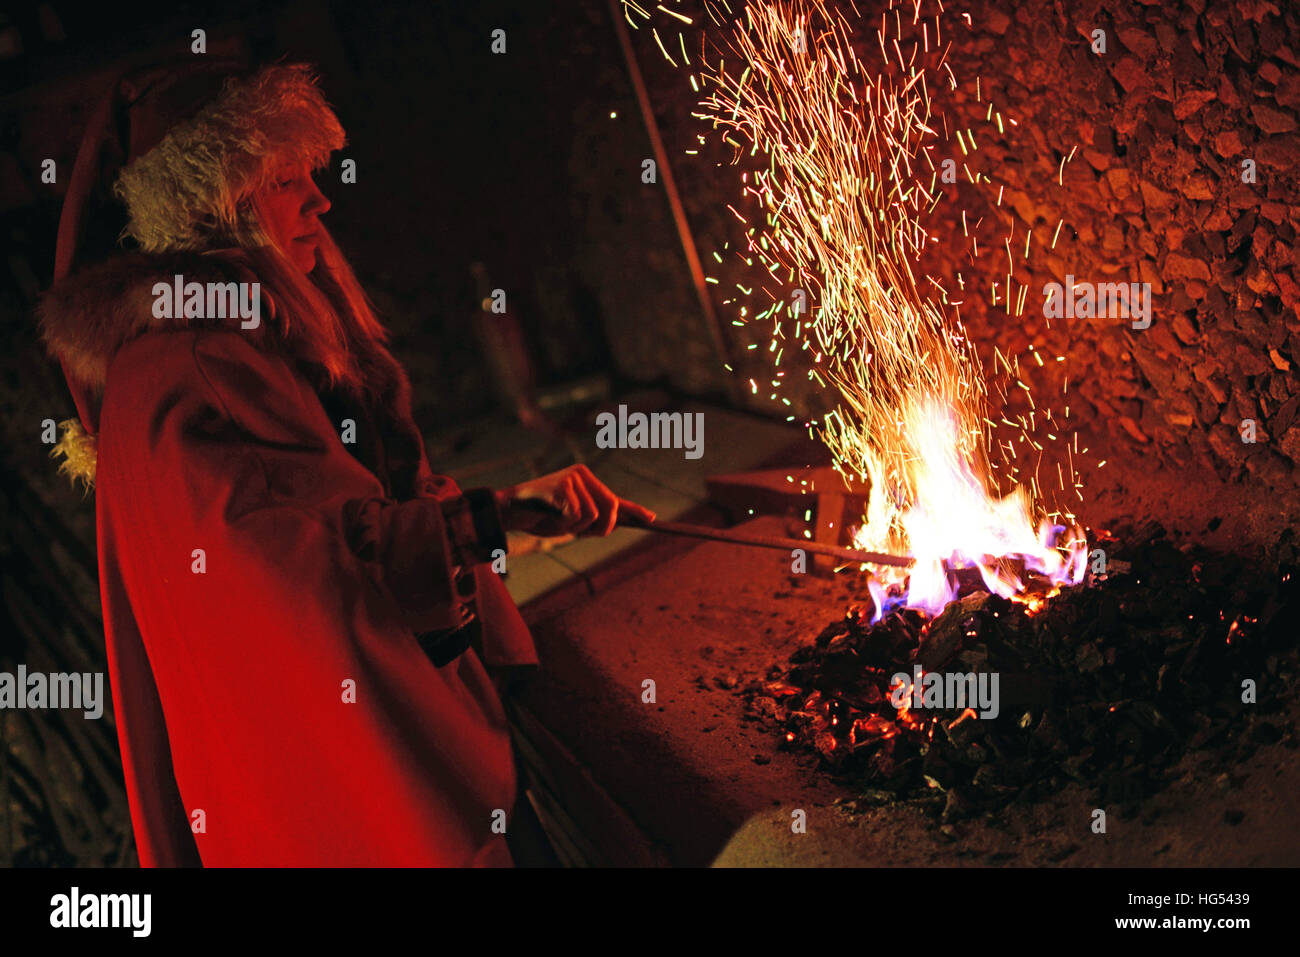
[625,0,1088,617]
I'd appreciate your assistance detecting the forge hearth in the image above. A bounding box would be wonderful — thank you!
[512,514,1300,866]
[744,525,1298,824]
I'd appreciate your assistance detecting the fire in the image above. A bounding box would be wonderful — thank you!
[853,393,1088,618]
[628,0,1089,619]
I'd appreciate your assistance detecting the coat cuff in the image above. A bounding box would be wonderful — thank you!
[440,488,507,567]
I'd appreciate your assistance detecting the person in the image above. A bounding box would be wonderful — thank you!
[37,60,653,866]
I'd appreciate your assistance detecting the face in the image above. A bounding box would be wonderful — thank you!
[255,164,331,273]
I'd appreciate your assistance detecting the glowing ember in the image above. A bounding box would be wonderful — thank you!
[629,0,1088,618]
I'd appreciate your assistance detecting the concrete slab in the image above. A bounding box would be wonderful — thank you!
[502,550,582,607]
[428,389,818,608]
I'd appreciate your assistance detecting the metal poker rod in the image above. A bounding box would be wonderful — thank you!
[513,499,915,569]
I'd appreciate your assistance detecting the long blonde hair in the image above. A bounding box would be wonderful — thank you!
[233,190,391,400]
[49,204,408,492]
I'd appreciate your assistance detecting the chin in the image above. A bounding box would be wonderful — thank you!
[293,247,318,274]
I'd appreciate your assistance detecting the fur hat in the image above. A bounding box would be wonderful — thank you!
[42,61,346,489]
[115,63,344,252]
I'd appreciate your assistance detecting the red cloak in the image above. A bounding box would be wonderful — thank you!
[39,251,539,866]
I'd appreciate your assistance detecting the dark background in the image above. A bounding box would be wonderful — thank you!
[0,0,724,426]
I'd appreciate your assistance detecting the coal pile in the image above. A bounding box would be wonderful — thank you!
[743,526,1299,822]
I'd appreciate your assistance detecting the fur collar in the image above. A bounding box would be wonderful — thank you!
[38,250,424,495]
[38,249,270,399]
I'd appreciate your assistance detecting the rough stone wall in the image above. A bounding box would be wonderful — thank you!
[941,0,1300,489]
[628,0,1300,509]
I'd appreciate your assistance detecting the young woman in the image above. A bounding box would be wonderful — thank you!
[38,61,651,866]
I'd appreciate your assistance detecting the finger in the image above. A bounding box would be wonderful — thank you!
[567,476,599,534]
[567,465,615,535]
[572,475,600,530]
[581,474,620,536]
[616,498,657,527]
[557,479,582,521]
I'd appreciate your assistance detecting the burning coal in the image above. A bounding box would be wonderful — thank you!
[741,527,1295,825]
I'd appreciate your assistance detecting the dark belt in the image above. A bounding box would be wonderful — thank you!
[416,615,480,667]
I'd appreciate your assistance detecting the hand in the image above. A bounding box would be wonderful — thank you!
[496,465,656,538]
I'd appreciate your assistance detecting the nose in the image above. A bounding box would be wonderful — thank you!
[303,178,331,217]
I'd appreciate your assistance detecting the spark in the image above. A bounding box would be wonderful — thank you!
[649,0,1087,616]
[657,4,693,25]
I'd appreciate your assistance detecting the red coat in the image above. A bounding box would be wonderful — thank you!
[39,251,538,866]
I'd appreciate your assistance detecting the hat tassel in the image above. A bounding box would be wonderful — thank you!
[50,418,97,492]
